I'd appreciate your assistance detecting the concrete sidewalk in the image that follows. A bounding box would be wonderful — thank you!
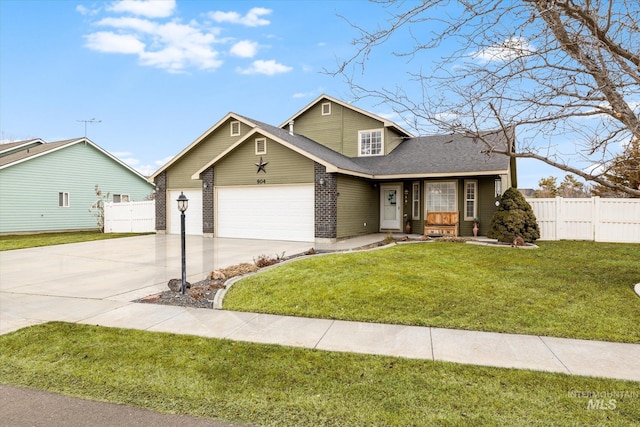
[1,234,639,383]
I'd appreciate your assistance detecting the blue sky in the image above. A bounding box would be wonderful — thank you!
[1,0,560,188]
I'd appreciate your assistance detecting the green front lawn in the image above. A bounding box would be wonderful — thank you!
[0,231,151,251]
[224,241,640,343]
[1,323,638,427]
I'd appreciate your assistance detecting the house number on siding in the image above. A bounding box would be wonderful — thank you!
[257,179,266,184]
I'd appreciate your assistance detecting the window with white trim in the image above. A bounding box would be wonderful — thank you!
[464,180,477,220]
[255,137,267,155]
[321,102,331,115]
[426,181,457,212]
[230,121,241,136]
[412,182,420,220]
[58,192,69,207]
[113,194,130,203]
[358,129,383,156]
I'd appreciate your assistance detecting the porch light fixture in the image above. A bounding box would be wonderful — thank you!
[404,188,409,204]
[177,192,189,295]
[318,177,326,186]
[494,177,502,198]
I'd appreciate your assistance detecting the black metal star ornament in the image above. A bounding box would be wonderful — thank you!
[255,156,269,174]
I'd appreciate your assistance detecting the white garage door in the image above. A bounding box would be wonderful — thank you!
[168,190,203,235]
[217,185,314,242]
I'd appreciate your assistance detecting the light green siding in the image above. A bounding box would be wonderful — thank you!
[337,175,379,238]
[165,118,250,189]
[0,142,154,233]
[215,136,314,186]
[293,101,386,157]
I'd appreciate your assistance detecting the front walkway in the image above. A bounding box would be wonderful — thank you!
[1,234,638,382]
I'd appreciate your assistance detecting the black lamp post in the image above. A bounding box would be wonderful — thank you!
[177,192,189,295]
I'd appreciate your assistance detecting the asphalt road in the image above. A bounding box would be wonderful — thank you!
[0,384,249,427]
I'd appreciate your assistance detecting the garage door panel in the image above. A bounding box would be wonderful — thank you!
[217,186,314,242]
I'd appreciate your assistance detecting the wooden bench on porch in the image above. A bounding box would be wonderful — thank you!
[424,211,459,237]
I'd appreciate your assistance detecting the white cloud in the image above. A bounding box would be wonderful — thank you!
[82,4,289,74]
[238,59,292,75]
[107,0,176,18]
[230,40,258,58]
[84,32,145,54]
[76,5,100,16]
[376,111,401,121]
[209,7,271,27]
[96,17,158,33]
[292,88,324,99]
[86,16,223,72]
[471,37,536,62]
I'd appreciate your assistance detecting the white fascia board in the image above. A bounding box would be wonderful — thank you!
[371,169,509,180]
[279,94,414,138]
[150,113,257,182]
[191,128,349,180]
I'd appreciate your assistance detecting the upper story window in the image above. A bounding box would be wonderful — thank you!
[321,102,331,115]
[113,194,130,203]
[255,137,267,155]
[358,129,383,156]
[58,192,69,207]
[230,121,241,136]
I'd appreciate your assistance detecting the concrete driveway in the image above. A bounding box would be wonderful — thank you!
[0,234,314,333]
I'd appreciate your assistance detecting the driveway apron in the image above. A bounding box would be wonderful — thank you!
[0,234,313,334]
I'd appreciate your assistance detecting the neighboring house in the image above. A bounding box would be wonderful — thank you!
[149,94,516,242]
[0,137,155,234]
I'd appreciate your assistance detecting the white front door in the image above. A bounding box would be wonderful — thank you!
[380,184,402,230]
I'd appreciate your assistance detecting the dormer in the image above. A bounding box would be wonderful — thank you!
[280,94,413,158]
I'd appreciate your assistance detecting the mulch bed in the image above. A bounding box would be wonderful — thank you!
[135,279,225,309]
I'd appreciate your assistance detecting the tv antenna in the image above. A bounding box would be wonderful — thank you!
[77,118,101,137]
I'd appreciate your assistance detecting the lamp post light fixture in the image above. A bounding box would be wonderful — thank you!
[177,192,189,295]
[494,177,502,198]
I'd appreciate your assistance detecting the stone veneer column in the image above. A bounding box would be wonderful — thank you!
[155,171,167,232]
[314,162,337,240]
[202,166,214,236]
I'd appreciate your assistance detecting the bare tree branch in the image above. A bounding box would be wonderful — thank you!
[331,0,640,196]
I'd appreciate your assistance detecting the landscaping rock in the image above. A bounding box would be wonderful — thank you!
[167,278,190,292]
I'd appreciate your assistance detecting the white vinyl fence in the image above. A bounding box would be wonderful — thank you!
[104,200,155,233]
[527,197,640,243]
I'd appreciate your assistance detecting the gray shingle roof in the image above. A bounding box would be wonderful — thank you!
[352,133,510,176]
[250,119,372,175]
[253,119,510,177]
[0,138,82,168]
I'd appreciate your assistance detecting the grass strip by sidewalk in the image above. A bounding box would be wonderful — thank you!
[224,241,640,343]
[1,323,638,427]
[0,231,152,251]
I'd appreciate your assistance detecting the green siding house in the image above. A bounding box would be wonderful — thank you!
[150,95,516,242]
[0,138,154,234]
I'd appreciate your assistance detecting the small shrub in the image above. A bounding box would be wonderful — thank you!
[217,263,259,279]
[254,254,280,268]
[487,187,540,243]
[383,232,395,244]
